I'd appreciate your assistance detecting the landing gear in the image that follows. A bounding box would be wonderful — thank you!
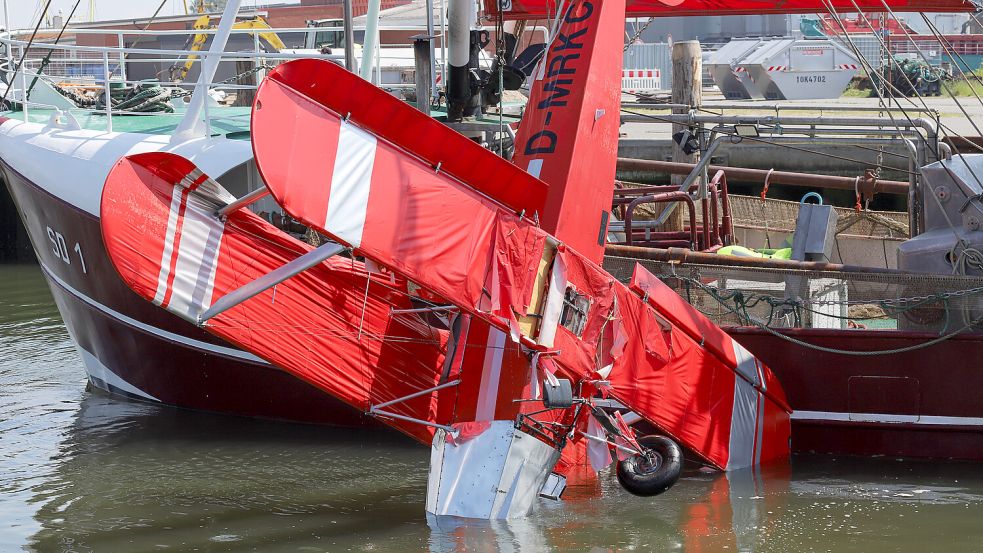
[518,377,685,499]
[615,434,683,497]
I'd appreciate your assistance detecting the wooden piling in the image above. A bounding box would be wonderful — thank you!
[668,41,702,230]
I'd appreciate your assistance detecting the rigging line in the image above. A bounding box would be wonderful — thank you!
[0,0,53,108]
[619,107,915,175]
[25,0,82,99]
[848,5,936,118]
[874,2,983,142]
[623,17,653,51]
[923,13,983,109]
[937,120,983,156]
[840,4,950,190]
[876,3,983,219]
[827,0,926,165]
[108,0,169,80]
[817,10,923,114]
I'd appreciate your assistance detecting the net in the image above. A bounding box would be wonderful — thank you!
[603,254,983,334]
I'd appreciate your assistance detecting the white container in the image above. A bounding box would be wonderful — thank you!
[737,38,859,100]
[706,38,766,100]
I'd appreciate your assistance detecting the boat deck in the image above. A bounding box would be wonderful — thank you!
[0,107,254,138]
[0,105,520,140]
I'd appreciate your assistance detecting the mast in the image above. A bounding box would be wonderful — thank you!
[445,0,473,120]
[359,0,381,81]
[342,0,355,72]
[172,0,243,143]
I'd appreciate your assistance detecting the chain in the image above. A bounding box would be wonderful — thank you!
[624,18,654,52]
[169,63,277,99]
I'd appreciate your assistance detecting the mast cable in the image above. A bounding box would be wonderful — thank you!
[876,2,983,219]
[25,0,82,99]
[110,0,169,81]
[0,0,54,108]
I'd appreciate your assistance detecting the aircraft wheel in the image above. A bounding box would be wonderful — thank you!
[616,435,683,497]
[542,378,574,409]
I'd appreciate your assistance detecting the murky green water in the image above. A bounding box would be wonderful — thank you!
[2,263,983,552]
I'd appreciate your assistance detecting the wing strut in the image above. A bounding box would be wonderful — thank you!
[197,241,346,324]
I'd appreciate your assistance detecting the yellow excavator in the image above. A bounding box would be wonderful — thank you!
[169,13,287,83]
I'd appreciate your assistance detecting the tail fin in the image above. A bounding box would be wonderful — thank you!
[512,0,625,263]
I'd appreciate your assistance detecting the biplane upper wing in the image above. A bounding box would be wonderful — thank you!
[250,58,791,470]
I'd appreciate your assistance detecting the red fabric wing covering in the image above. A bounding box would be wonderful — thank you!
[251,59,791,470]
[629,263,791,412]
[100,151,453,444]
[251,58,548,218]
[485,0,972,18]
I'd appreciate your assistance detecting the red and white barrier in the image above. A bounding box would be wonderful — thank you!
[622,68,662,93]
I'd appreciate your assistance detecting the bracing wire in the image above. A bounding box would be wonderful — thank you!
[0,0,54,107]
[25,0,83,98]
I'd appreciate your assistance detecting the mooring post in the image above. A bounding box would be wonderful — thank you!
[412,35,433,115]
[669,40,702,232]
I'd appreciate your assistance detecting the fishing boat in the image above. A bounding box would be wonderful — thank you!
[1,0,980,491]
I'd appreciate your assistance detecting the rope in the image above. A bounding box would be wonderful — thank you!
[45,63,274,114]
[97,84,175,113]
[109,0,170,81]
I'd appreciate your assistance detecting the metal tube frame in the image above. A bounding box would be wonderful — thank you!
[369,379,461,411]
[215,188,270,219]
[197,241,345,324]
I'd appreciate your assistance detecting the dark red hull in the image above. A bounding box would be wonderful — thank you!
[730,326,983,460]
[6,153,983,459]
[2,159,380,429]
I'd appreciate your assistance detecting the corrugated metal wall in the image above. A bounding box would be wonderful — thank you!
[623,43,672,89]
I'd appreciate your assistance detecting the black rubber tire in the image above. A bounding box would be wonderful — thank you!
[616,435,683,497]
[542,378,574,409]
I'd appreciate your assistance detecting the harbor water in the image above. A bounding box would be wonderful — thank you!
[2,263,983,552]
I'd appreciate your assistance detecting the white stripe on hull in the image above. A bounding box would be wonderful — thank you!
[792,410,983,427]
[77,347,159,401]
[39,260,269,364]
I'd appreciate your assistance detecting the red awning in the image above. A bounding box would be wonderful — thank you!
[485,0,973,19]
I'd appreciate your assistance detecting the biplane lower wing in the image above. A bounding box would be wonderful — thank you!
[100,152,454,444]
[250,59,791,471]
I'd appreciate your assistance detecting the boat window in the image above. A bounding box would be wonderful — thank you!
[560,287,590,337]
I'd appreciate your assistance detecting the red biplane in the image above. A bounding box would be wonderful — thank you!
[99,0,957,519]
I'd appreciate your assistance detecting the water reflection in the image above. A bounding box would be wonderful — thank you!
[26,395,429,552]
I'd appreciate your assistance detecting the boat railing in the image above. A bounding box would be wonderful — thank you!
[0,24,446,134]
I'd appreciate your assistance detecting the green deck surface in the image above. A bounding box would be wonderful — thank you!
[2,107,254,137]
[1,105,521,140]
